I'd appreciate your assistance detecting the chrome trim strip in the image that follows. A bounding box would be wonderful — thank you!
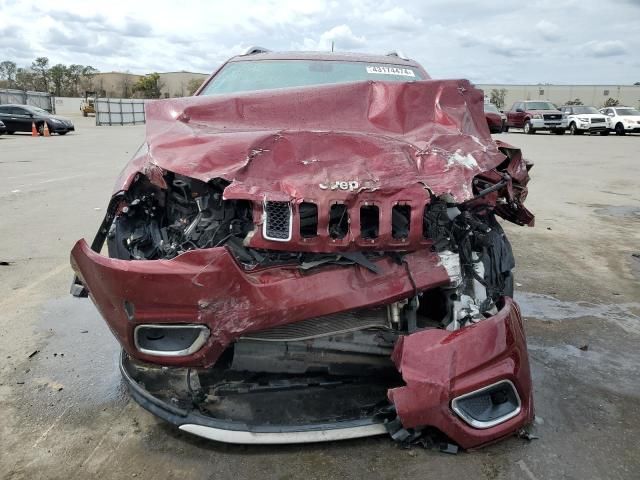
[262,201,293,242]
[134,324,210,357]
[451,379,522,429]
[179,423,388,444]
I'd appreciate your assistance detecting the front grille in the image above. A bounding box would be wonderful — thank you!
[240,308,389,341]
[543,114,561,120]
[592,118,605,123]
[263,201,292,241]
[260,201,432,244]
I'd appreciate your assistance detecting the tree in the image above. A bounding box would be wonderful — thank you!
[133,72,163,98]
[15,68,36,91]
[49,64,68,96]
[187,78,203,96]
[0,60,17,87]
[603,97,620,107]
[489,88,507,109]
[565,98,583,105]
[31,56,50,91]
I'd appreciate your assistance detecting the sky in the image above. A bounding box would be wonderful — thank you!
[1,0,639,84]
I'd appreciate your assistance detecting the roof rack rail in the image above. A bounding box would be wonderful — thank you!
[242,46,271,56]
[386,50,410,61]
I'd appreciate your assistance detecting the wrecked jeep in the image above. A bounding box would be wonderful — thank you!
[70,49,535,448]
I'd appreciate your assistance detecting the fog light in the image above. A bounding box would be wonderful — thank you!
[451,380,521,429]
[134,325,209,357]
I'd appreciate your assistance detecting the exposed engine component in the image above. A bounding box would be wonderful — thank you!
[108,174,253,260]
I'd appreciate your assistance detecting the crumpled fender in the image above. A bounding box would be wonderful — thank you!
[388,297,534,449]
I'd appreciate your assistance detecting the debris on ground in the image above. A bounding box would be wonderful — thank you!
[579,344,589,351]
[28,350,39,359]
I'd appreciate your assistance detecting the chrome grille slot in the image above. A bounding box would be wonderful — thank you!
[263,201,292,241]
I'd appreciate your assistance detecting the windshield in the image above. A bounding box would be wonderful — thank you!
[484,103,500,113]
[616,108,640,116]
[525,102,557,110]
[200,60,424,95]
[572,106,599,114]
[25,106,49,115]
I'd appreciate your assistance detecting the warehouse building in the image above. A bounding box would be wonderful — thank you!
[477,84,640,109]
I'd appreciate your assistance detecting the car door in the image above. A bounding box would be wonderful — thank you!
[507,103,519,127]
[512,102,526,128]
[9,106,34,132]
[0,106,18,131]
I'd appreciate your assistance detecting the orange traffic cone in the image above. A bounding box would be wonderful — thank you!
[31,122,38,137]
[43,122,51,137]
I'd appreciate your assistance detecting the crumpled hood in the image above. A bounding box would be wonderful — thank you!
[117,79,507,202]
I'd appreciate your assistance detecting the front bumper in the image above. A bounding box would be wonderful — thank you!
[530,118,567,130]
[118,297,532,448]
[70,238,451,368]
[51,124,75,133]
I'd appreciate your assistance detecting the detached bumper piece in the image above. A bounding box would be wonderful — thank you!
[117,298,532,448]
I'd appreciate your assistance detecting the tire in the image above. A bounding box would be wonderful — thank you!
[58,132,67,135]
[554,129,566,135]
[7,131,15,135]
[569,123,583,135]
[615,123,626,136]
[523,120,535,134]
[601,130,610,136]
[82,111,88,117]
[503,125,509,133]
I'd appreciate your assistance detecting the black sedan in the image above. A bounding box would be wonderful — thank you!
[0,104,75,135]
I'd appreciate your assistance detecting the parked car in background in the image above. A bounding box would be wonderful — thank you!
[560,105,609,135]
[484,103,507,133]
[0,104,75,135]
[0,120,6,135]
[600,106,640,135]
[506,101,567,134]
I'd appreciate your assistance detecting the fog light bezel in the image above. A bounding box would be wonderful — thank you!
[134,324,210,357]
[451,379,521,429]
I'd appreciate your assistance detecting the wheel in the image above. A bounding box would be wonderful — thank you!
[7,131,15,135]
[615,123,626,136]
[503,125,509,133]
[58,132,67,135]
[569,123,582,135]
[601,130,610,136]
[523,120,535,134]
[553,129,566,135]
[82,111,88,117]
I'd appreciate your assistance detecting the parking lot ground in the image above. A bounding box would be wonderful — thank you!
[1,120,639,480]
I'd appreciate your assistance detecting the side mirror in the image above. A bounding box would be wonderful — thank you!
[515,108,524,113]
[28,112,34,117]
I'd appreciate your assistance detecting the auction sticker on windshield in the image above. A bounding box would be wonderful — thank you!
[366,66,416,77]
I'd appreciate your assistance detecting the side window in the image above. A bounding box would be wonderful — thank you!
[0,106,9,115]
[10,107,27,115]
[563,107,572,114]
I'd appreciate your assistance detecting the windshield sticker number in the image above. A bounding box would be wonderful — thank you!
[366,66,416,77]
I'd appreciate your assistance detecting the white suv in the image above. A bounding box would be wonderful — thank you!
[600,106,640,135]
[561,105,609,135]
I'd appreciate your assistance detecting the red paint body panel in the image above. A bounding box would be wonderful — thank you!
[70,239,451,368]
[389,297,534,449]
[485,112,502,128]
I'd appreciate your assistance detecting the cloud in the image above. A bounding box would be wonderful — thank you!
[315,25,366,50]
[363,7,424,31]
[0,0,639,83]
[535,20,561,41]
[583,40,628,57]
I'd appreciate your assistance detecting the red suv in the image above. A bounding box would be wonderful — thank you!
[70,49,535,449]
[506,101,567,134]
